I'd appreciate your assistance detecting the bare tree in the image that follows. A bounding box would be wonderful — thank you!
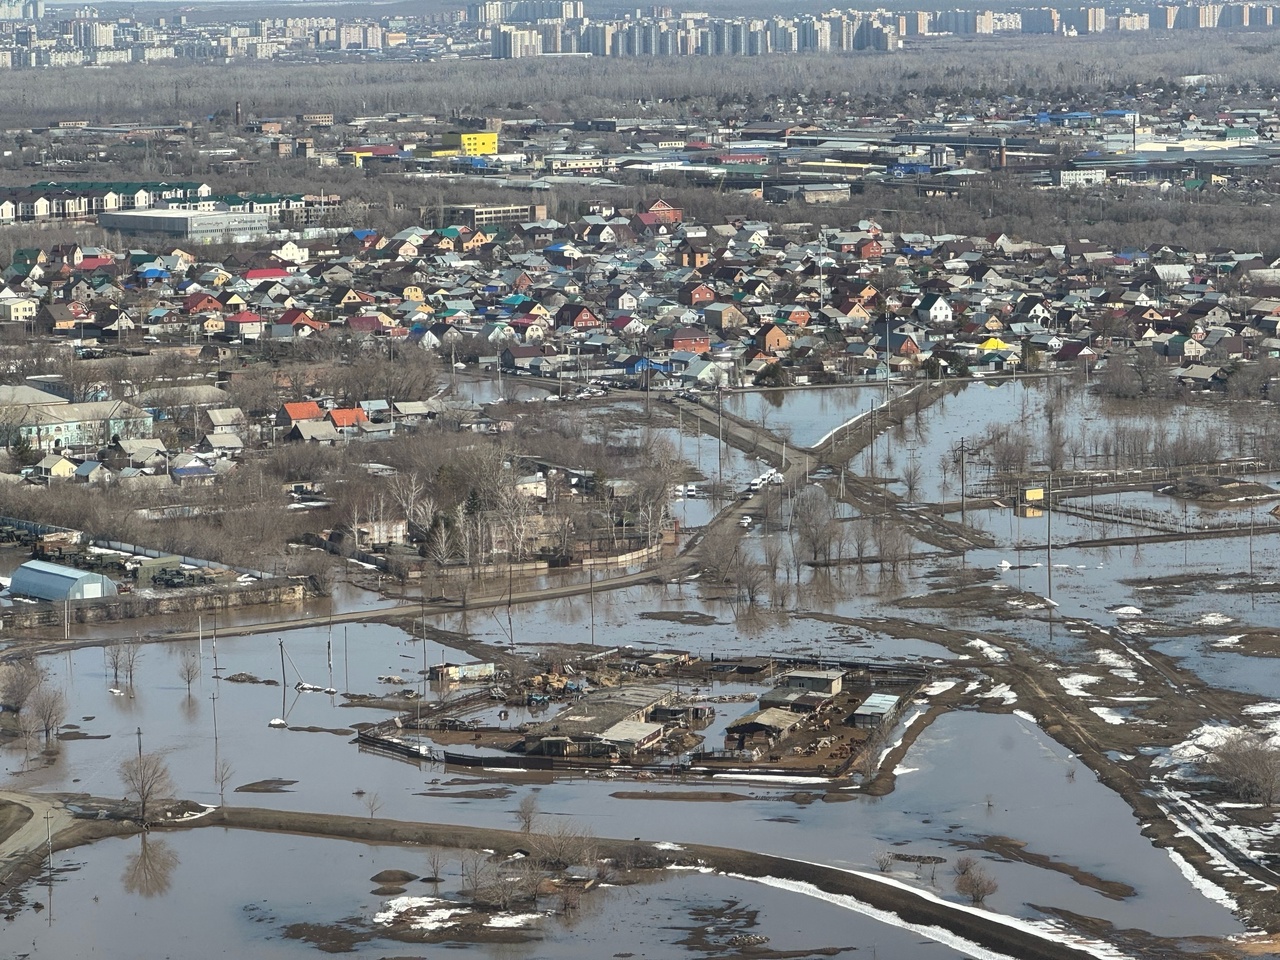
[107,641,126,684]
[119,752,175,822]
[362,791,384,819]
[178,651,200,693]
[875,521,911,572]
[955,863,999,905]
[214,758,234,806]
[124,641,143,685]
[461,850,486,893]
[514,792,540,834]
[792,484,838,563]
[761,535,783,581]
[858,723,889,782]
[1201,729,1280,805]
[388,470,436,537]
[17,709,41,768]
[28,685,67,743]
[532,820,596,870]
[426,847,446,883]
[0,659,42,711]
[737,561,771,606]
[875,850,895,872]
[901,459,924,502]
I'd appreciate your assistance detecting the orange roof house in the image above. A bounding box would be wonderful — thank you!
[326,407,369,430]
[277,401,324,426]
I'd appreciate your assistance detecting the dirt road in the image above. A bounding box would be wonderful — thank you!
[0,790,73,887]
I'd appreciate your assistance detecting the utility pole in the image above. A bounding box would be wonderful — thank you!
[1046,470,1054,607]
[958,438,967,526]
[136,726,142,763]
[717,390,724,484]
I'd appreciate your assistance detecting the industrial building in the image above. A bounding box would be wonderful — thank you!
[9,559,118,601]
[97,209,271,243]
[522,685,674,759]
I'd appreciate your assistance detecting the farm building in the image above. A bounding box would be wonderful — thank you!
[724,707,805,749]
[760,687,832,713]
[523,685,674,759]
[10,559,118,602]
[851,693,902,728]
[776,668,845,696]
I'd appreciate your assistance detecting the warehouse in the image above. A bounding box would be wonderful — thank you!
[98,209,271,243]
[523,685,674,758]
[10,559,118,602]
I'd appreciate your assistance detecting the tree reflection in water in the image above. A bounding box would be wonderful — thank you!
[122,835,179,898]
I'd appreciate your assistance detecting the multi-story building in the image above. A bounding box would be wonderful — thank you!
[492,23,542,56]
[1021,8,1059,32]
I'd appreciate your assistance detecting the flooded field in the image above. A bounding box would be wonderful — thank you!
[4,375,1279,959]
[5,825,997,959]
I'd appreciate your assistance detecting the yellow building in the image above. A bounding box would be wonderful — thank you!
[442,130,498,156]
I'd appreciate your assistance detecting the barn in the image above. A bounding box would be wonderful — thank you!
[10,560,118,602]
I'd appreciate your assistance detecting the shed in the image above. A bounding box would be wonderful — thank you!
[10,559,118,602]
[427,661,496,682]
[724,707,805,748]
[851,693,901,728]
[600,719,666,756]
[778,668,844,696]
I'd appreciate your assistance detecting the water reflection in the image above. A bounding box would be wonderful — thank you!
[122,835,179,898]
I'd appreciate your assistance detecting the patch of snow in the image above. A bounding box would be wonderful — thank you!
[1162,844,1238,911]
[1108,605,1143,616]
[1154,723,1232,770]
[1212,636,1242,648]
[1058,674,1102,697]
[893,765,919,776]
[978,684,1017,705]
[268,717,288,728]
[653,841,684,851]
[1012,709,1038,725]
[921,680,957,697]
[962,680,981,694]
[1242,703,1280,716]
[1195,612,1234,627]
[486,912,544,928]
[374,896,471,932]
[710,773,831,785]
[1089,707,1127,725]
[965,638,1007,662]
[877,707,926,768]
[731,869,1138,960]
[666,864,715,872]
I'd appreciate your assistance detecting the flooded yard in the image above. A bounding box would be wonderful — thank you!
[6,826,987,959]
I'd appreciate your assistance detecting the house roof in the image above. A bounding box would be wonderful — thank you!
[282,401,324,422]
[327,408,368,428]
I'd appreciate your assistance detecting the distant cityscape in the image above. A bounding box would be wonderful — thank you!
[0,2,1271,69]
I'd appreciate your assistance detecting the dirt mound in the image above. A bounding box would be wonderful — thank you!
[235,779,298,794]
[371,869,419,884]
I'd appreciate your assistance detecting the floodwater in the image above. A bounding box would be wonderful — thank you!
[722,384,889,448]
[435,580,953,662]
[4,621,1242,945]
[4,375,1272,955]
[5,827,981,959]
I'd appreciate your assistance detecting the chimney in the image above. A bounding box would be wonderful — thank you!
[235,100,242,128]
[999,137,1007,169]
